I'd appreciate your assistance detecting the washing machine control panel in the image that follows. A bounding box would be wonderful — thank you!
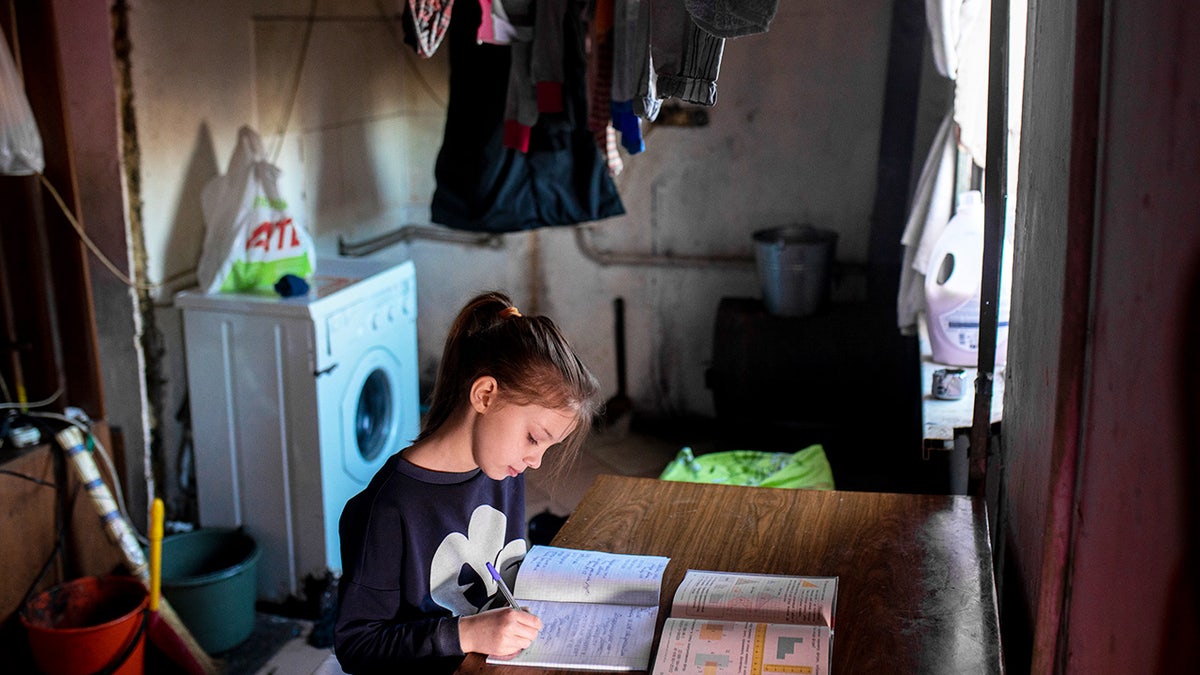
[327,278,415,352]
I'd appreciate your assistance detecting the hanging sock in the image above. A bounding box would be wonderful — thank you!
[611,100,644,154]
[603,124,624,177]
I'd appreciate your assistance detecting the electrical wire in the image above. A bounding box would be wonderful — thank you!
[269,0,320,165]
[0,468,56,487]
[20,483,68,613]
[266,1,450,160]
[34,172,195,293]
[373,0,448,109]
[27,410,147,547]
[28,1,444,298]
[2,406,152,610]
[0,416,81,614]
[1,393,147,548]
[0,386,62,410]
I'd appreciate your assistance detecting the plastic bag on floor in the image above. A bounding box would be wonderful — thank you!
[658,445,834,490]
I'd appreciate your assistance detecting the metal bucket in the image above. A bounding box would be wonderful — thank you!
[752,225,838,317]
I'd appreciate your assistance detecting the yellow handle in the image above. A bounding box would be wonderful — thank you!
[150,498,164,612]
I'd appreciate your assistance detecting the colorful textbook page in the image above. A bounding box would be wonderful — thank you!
[651,570,839,675]
[485,545,671,671]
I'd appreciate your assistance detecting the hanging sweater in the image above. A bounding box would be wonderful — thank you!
[431,0,625,232]
[334,452,528,674]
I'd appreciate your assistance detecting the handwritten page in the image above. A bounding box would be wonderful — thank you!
[485,546,671,670]
[497,600,660,671]
[512,545,670,606]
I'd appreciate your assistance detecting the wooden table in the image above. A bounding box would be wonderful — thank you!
[457,475,1003,674]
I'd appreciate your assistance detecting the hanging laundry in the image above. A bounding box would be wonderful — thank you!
[610,100,643,154]
[587,0,617,150]
[402,0,456,57]
[611,0,648,107]
[650,0,725,106]
[477,0,518,44]
[683,0,779,38]
[499,0,538,151]
[494,0,573,152]
[602,124,624,176]
[597,0,727,131]
[477,0,495,42]
[431,0,625,232]
[625,0,661,122]
[610,0,647,153]
[532,0,569,114]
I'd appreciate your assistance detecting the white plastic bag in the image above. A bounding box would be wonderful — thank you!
[0,31,44,175]
[197,126,315,293]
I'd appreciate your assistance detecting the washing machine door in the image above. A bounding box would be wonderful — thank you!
[342,347,410,483]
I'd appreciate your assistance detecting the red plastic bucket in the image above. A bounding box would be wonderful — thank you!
[21,575,149,675]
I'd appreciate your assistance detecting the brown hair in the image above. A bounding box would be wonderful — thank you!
[417,291,601,463]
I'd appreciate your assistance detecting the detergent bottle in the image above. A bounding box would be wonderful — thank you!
[924,191,1010,367]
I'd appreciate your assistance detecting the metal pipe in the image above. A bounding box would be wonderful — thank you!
[969,0,1010,498]
[337,224,504,257]
[573,225,755,269]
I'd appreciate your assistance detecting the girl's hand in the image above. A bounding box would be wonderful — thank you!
[458,607,543,657]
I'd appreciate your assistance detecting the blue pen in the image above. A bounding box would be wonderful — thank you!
[486,561,523,612]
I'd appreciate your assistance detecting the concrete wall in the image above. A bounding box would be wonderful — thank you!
[115,0,894,517]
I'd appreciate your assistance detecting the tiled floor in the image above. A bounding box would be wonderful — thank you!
[244,423,690,674]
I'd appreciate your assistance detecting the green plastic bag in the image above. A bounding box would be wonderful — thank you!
[658,445,835,490]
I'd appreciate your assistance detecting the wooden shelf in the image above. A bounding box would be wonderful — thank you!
[918,314,1004,448]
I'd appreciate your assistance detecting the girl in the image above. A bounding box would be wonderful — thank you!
[334,291,601,673]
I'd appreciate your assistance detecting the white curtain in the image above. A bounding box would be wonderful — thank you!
[898,0,1026,334]
[897,0,990,333]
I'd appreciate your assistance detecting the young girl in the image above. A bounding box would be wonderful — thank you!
[334,291,601,673]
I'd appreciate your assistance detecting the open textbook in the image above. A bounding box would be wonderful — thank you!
[486,545,671,671]
[651,570,838,675]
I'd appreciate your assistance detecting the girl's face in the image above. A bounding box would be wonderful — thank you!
[470,389,578,481]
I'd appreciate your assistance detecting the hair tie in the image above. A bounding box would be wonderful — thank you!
[499,306,522,319]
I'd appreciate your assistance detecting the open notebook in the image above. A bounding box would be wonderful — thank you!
[652,570,838,675]
[485,545,671,671]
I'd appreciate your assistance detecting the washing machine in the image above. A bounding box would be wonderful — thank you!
[177,258,418,602]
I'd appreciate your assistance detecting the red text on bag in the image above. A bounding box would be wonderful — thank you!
[246,218,301,253]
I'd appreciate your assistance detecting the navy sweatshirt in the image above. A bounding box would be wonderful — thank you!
[334,452,527,673]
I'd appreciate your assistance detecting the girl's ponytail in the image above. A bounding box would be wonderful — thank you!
[418,292,600,460]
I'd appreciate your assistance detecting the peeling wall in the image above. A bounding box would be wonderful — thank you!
[117,0,894,516]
